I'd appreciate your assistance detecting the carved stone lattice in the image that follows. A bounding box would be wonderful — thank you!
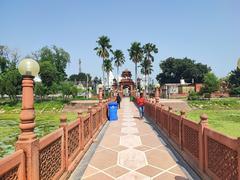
[163,112,168,131]
[207,137,238,179]
[183,125,199,159]
[39,138,62,180]
[0,166,18,180]
[68,126,80,158]
[170,117,179,141]
[84,119,90,140]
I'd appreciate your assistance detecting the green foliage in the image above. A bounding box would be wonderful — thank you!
[142,43,158,63]
[49,82,59,95]
[188,98,240,110]
[34,82,47,100]
[39,61,58,87]
[200,72,219,95]
[228,68,240,87]
[128,42,143,84]
[60,81,73,100]
[37,46,70,84]
[0,100,78,157]
[0,68,22,102]
[128,42,143,64]
[69,72,92,86]
[103,59,113,88]
[229,87,240,96]
[228,68,240,95]
[94,36,112,60]
[94,35,112,88]
[188,110,240,137]
[0,56,8,73]
[0,45,21,101]
[71,86,78,98]
[156,57,211,84]
[113,49,125,78]
[188,98,240,137]
[113,49,125,68]
[188,91,201,100]
[140,59,153,76]
[103,59,113,73]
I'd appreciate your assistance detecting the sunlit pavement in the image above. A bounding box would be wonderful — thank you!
[80,98,194,180]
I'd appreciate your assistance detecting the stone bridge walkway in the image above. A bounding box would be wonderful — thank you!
[70,98,198,180]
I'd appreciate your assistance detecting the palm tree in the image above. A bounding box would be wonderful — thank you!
[128,42,143,86]
[142,43,158,94]
[143,43,158,63]
[103,59,113,91]
[94,35,112,88]
[113,49,125,88]
[140,59,153,93]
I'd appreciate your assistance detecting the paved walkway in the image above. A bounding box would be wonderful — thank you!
[77,98,195,180]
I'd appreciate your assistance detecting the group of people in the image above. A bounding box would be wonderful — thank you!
[115,93,145,119]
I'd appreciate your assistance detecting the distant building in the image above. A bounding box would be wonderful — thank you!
[161,78,202,98]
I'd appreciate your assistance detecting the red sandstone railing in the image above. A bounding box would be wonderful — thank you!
[144,100,240,180]
[0,100,109,180]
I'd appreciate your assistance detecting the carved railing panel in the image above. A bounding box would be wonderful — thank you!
[183,123,199,160]
[67,125,80,158]
[0,166,18,180]
[206,136,238,179]
[170,114,180,144]
[39,138,62,180]
[92,113,97,133]
[162,110,169,133]
[83,117,90,144]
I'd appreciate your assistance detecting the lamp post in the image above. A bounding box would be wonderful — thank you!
[155,83,160,103]
[16,58,40,180]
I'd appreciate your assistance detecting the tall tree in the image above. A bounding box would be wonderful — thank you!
[37,46,70,82]
[228,68,240,95]
[0,45,22,101]
[156,57,211,84]
[39,61,58,88]
[113,49,125,88]
[140,59,153,92]
[128,42,143,86]
[103,59,113,90]
[228,68,240,88]
[0,46,20,72]
[201,72,219,96]
[143,43,158,63]
[94,36,112,88]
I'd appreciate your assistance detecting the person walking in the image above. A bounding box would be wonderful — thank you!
[137,92,145,119]
[116,93,121,109]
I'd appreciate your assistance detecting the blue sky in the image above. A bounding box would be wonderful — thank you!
[0,0,239,80]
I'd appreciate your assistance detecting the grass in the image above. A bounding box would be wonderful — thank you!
[187,98,240,137]
[0,99,78,158]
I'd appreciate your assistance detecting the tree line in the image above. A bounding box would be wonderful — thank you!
[1,36,239,102]
[94,35,158,91]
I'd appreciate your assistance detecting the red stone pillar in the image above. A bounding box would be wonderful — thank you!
[88,106,93,140]
[167,106,173,136]
[159,104,164,127]
[98,86,103,105]
[179,111,186,150]
[78,112,85,150]
[155,85,160,103]
[199,114,208,172]
[16,76,39,180]
[59,114,67,170]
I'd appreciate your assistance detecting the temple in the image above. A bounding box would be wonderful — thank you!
[112,69,136,97]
